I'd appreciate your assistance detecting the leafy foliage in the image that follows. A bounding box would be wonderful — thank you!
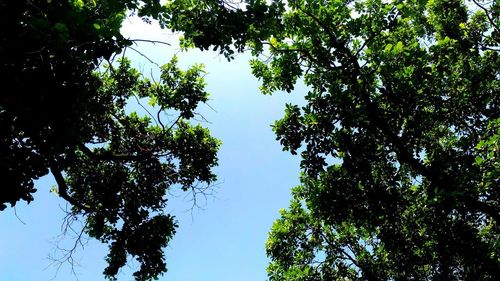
[246,0,500,279]
[1,1,221,279]
[161,0,500,278]
[163,0,286,59]
[4,0,500,279]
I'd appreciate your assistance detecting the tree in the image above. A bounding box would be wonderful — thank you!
[1,0,293,279]
[1,1,223,279]
[240,0,499,279]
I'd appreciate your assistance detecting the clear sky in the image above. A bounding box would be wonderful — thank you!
[0,17,307,281]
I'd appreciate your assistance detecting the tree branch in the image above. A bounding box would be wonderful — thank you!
[471,0,500,39]
[128,38,171,46]
[319,231,382,281]
[50,166,92,214]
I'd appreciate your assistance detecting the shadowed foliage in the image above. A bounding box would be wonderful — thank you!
[0,0,224,279]
[242,0,500,279]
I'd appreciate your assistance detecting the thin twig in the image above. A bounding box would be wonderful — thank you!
[129,38,171,46]
[13,206,26,225]
[128,46,161,67]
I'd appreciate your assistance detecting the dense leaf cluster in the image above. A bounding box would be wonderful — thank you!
[244,0,500,279]
[162,0,287,58]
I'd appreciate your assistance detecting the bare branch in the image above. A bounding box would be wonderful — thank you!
[128,46,161,67]
[13,206,26,225]
[129,38,171,46]
[133,93,160,127]
[46,213,89,281]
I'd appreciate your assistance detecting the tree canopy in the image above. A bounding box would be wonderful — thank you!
[242,0,500,279]
[3,0,500,280]
[1,1,223,279]
[175,0,500,276]
[1,0,291,279]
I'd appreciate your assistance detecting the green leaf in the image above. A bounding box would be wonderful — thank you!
[384,43,393,53]
[393,41,404,54]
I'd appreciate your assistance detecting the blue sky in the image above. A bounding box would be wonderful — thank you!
[0,18,307,281]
